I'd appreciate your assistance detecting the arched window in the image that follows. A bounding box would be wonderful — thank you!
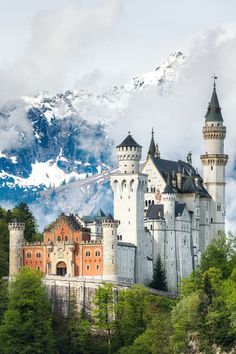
[96,264,100,270]
[86,264,90,270]
[26,252,32,259]
[37,266,40,271]
[36,252,41,258]
[57,236,61,241]
[65,236,68,241]
[95,250,101,257]
[85,250,90,257]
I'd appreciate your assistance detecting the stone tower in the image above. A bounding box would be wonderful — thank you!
[200,79,228,243]
[102,214,119,281]
[8,220,25,276]
[110,132,148,283]
[162,174,178,290]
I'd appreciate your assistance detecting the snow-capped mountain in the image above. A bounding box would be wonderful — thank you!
[0,51,185,223]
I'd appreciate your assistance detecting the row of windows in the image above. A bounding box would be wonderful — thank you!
[145,200,154,207]
[26,251,42,259]
[119,146,139,151]
[147,187,156,193]
[85,264,100,270]
[85,250,101,257]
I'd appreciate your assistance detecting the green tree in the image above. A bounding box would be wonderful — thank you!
[149,255,168,291]
[200,233,235,278]
[0,268,54,354]
[118,296,174,354]
[114,285,149,349]
[66,291,91,354]
[12,203,42,242]
[93,283,115,354]
[0,280,8,325]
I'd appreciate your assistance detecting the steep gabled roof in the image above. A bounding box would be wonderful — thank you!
[150,157,211,198]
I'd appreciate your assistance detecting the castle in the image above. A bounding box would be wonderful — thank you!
[8,81,228,292]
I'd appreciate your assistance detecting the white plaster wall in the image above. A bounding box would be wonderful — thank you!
[117,245,135,282]
[102,224,118,280]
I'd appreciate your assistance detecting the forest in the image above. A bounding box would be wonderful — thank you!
[0,205,235,353]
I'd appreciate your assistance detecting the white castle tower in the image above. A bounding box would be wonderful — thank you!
[200,78,228,243]
[162,174,178,290]
[8,220,25,276]
[102,214,119,281]
[110,133,148,283]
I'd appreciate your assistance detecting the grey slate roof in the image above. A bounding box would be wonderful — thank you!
[205,85,223,122]
[175,202,186,217]
[116,134,142,148]
[146,204,164,219]
[150,157,211,198]
[82,209,107,224]
[118,242,136,248]
[146,202,187,220]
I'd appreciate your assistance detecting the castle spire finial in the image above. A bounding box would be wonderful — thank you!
[212,74,218,90]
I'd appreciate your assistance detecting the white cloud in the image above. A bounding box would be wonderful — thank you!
[0,0,122,104]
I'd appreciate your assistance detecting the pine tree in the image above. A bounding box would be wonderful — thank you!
[149,255,168,291]
[12,203,42,242]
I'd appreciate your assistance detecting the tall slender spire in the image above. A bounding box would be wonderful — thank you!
[205,76,223,122]
[147,128,156,158]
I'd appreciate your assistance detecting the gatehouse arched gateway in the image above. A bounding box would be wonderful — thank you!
[56,261,67,276]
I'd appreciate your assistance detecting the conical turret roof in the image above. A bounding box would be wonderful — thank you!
[205,80,223,122]
[116,132,142,148]
[147,128,156,158]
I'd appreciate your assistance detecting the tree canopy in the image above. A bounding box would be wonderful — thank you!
[0,268,54,354]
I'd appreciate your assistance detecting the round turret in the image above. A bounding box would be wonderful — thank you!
[8,220,25,276]
[102,214,119,281]
[116,132,142,173]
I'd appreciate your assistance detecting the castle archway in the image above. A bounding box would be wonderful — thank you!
[56,261,67,276]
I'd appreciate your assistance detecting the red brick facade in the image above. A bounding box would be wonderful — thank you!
[23,214,103,277]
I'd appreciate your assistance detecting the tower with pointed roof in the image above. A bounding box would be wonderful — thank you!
[200,78,228,244]
[110,132,150,284]
[147,129,160,159]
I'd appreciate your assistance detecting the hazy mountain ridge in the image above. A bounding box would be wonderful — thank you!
[0,52,185,223]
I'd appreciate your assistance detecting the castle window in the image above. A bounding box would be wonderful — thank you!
[86,264,90,270]
[96,264,100,270]
[85,250,91,257]
[26,252,32,259]
[95,250,100,257]
[36,252,41,258]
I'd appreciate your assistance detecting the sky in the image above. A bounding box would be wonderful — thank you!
[0,0,236,95]
[1,0,236,230]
